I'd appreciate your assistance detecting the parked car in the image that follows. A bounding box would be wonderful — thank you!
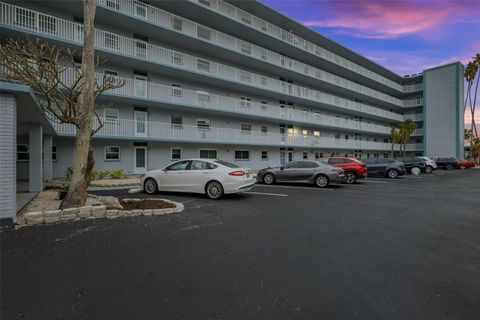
[396,157,426,175]
[456,159,475,169]
[434,157,458,170]
[418,156,437,173]
[257,160,345,188]
[319,157,367,184]
[362,158,406,179]
[141,159,255,199]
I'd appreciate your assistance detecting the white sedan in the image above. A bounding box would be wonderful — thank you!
[141,159,256,199]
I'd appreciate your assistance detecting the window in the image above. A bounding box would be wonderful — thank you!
[235,151,250,160]
[104,33,119,49]
[197,119,210,130]
[171,83,182,97]
[197,90,210,103]
[172,16,183,31]
[261,151,268,160]
[17,144,29,161]
[345,135,349,140]
[315,152,320,160]
[260,49,267,60]
[287,128,294,136]
[171,115,183,128]
[302,130,308,137]
[103,69,118,80]
[239,71,251,83]
[314,131,320,137]
[166,160,190,171]
[215,160,239,168]
[52,145,57,161]
[199,149,217,159]
[283,161,299,169]
[105,146,120,161]
[335,133,341,139]
[299,161,318,168]
[172,52,183,66]
[240,43,252,55]
[260,101,268,112]
[197,26,211,41]
[261,77,267,86]
[303,152,308,159]
[374,154,379,158]
[241,123,251,134]
[197,59,210,72]
[261,126,268,135]
[171,148,182,160]
[104,108,119,122]
[191,160,217,170]
[240,97,251,109]
[384,153,389,158]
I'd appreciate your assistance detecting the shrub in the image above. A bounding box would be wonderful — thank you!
[110,169,125,179]
[97,169,110,179]
[90,169,99,181]
[65,166,73,180]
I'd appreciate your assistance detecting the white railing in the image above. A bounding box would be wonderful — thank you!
[403,97,423,107]
[58,68,394,135]
[412,128,423,136]
[0,3,405,122]
[403,113,423,121]
[188,0,408,93]
[50,117,423,151]
[97,0,405,107]
[403,83,423,92]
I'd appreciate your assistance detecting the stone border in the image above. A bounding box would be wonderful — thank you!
[18,199,184,227]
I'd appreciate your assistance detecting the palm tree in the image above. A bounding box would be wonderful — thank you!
[398,119,417,161]
[390,127,402,158]
[465,53,479,139]
[471,138,480,165]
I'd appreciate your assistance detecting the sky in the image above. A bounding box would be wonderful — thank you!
[261,0,479,131]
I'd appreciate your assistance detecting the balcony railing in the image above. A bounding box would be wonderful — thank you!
[403,83,423,93]
[188,0,409,93]
[403,97,423,107]
[57,68,394,136]
[0,2,407,122]
[403,113,423,121]
[97,0,406,107]
[50,117,423,151]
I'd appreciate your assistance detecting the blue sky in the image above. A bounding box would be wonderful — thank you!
[261,0,480,128]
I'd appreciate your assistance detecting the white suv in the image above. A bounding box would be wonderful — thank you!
[418,157,438,173]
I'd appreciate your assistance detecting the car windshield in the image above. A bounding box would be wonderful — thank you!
[214,160,240,168]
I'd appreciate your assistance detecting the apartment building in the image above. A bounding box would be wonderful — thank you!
[0,0,464,218]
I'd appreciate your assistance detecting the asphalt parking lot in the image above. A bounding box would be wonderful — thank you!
[1,169,480,319]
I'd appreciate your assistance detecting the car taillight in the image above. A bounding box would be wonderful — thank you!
[229,171,245,176]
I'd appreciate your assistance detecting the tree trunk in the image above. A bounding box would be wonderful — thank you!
[60,0,96,209]
[84,144,95,186]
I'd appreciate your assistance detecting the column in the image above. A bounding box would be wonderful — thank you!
[43,135,53,181]
[0,93,17,220]
[29,123,43,192]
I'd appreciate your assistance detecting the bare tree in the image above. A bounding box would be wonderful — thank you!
[0,4,124,208]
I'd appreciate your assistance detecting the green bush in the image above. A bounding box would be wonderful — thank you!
[90,169,99,181]
[110,169,125,179]
[65,166,73,180]
[97,169,110,179]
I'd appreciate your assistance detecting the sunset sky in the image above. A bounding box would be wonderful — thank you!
[261,0,479,130]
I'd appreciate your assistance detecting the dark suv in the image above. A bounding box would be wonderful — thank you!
[396,157,426,175]
[434,157,457,170]
[362,158,406,179]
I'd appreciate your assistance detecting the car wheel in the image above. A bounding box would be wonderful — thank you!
[263,173,275,185]
[446,164,454,170]
[144,178,158,194]
[387,169,399,179]
[314,174,329,188]
[206,181,224,200]
[344,172,357,184]
[425,166,433,174]
[411,167,421,175]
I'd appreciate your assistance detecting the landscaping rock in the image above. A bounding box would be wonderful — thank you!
[92,206,107,218]
[142,209,153,216]
[87,195,123,209]
[127,209,143,216]
[61,214,77,221]
[44,210,61,218]
[44,216,60,223]
[106,209,119,218]
[62,208,79,217]
[25,211,44,225]
[78,206,92,218]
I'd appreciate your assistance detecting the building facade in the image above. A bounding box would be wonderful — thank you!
[0,0,464,218]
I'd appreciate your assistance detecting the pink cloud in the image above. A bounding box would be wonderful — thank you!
[302,0,476,39]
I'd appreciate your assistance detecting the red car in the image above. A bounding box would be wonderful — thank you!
[319,157,368,184]
[456,159,475,169]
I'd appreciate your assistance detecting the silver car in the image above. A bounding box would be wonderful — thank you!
[257,160,345,188]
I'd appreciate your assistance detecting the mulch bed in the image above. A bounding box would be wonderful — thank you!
[120,199,176,210]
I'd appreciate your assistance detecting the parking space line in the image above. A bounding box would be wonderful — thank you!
[255,185,334,191]
[244,191,288,197]
[363,180,389,183]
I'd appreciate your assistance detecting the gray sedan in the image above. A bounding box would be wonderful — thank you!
[257,160,345,188]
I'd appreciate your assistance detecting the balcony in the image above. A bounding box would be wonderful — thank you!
[403,83,423,93]
[96,0,405,108]
[0,3,405,122]
[50,117,423,151]
[187,0,406,93]
[403,97,423,107]
[57,68,394,136]
[412,128,424,136]
[403,113,424,121]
